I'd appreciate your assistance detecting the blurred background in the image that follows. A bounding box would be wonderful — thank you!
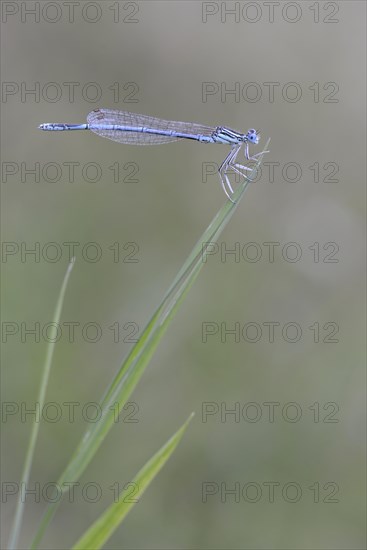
[1,1,366,548]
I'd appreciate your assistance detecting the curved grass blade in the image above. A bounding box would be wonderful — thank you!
[30,142,269,548]
[7,259,75,550]
[72,413,194,550]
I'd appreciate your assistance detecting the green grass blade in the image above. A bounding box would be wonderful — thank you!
[30,143,269,548]
[101,141,270,406]
[71,413,194,550]
[8,259,75,550]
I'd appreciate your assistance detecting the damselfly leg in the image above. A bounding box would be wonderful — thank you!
[218,145,242,201]
[218,143,253,202]
[218,142,269,202]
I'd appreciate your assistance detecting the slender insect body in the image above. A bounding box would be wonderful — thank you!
[39,109,266,201]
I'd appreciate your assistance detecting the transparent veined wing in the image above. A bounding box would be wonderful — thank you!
[87,109,216,145]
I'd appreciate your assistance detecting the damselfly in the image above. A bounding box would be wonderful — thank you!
[39,109,265,201]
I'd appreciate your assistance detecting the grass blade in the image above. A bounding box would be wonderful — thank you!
[7,259,75,550]
[30,143,269,548]
[71,413,194,550]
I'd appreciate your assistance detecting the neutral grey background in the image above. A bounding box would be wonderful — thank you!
[2,1,366,549]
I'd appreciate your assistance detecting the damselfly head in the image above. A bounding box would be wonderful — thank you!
[245,128,260,144]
